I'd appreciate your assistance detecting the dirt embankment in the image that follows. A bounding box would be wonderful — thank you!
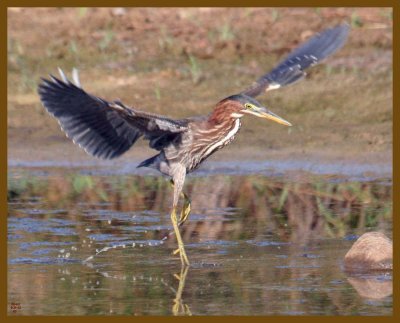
[8,8,392,171]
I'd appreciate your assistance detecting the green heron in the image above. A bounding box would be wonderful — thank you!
[38,24,349,266]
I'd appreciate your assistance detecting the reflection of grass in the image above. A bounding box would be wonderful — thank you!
[317,196,345,237]
[8,176,28,200]
[8,173,392,241]
[71,175,93,193]
[8,173,44,200]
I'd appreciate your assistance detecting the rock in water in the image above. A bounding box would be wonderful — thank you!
[344,232,392,272]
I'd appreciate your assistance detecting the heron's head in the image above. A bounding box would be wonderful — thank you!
[219,94,292,126]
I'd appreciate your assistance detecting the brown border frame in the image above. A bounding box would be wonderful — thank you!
[3,1,397,321]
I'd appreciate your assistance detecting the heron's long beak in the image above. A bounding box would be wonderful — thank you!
[244,107,292,126]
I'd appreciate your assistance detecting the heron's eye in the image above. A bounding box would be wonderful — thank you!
[245,103,253,110]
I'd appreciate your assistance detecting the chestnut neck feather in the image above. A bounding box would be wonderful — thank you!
[208,100,242,125]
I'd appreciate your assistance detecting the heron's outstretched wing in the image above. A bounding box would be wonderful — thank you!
[241,24,350,97]
[38,70,188,159]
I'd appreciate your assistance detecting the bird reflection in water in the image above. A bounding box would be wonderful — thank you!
[172,265,192,316]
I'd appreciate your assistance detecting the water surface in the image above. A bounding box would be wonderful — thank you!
[8,168,392,315]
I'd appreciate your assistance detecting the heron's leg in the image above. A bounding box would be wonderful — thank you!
[170,169,190,266]
[169,179,191,227]
[170,208,189,266]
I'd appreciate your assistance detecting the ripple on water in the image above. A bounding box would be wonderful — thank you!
[8,218,77,236]
[7,169,393,315]
[17,208,68,215]
[9,257,81,265]
[187,240,239,249]
[275,265,321,269]
[86,234,129,242]
[31,248,55,256]
[246,240,290,247]
[83,209,161,223]
[19,241,74,250]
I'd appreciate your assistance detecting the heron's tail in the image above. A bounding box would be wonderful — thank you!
[137,154,159,168]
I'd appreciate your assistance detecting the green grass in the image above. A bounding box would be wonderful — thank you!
[7,8,392,159]
[351,12,363,28]
[78,7,88,18]
[98,29,115,52]
[187,54,202,84]
[271,9,279,23]
[154,86,161,101]
[219,22,235,41]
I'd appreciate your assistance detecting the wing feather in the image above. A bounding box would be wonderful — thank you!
[242,24,350,97]
[38,70,188,159]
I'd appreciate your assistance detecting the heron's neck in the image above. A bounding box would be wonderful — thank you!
[200,117,241,162]
[208,102,237,125]
[206,107,242,144]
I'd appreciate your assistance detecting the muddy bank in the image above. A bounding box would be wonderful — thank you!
[8,8,392,178]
